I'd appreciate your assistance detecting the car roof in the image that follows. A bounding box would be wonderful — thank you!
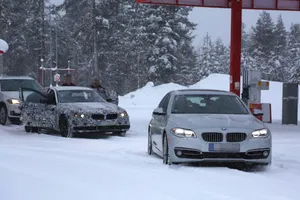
[50,86,93,91]
[172,89,235,95]
[0,76,34,80]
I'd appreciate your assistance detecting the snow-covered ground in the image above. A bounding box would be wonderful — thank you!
[0,74,299,200]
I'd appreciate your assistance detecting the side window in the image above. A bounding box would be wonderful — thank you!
[158,95,167,108]
[47,89,56,105]
[25,90,47,103]
[161,93,171,112]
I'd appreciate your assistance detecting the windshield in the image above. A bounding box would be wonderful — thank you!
[57,90,106,103]
[0,79,42,92]
[171,94,249,115]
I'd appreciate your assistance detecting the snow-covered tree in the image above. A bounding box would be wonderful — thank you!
[212,37,229,74]
[198,33,214,78]
[288,23,300,83]
[249,11,276,80]
[268,15,288,82]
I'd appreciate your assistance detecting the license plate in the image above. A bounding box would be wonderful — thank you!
[209,143,240,152]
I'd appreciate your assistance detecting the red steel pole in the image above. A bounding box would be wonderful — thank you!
[229,0,242,96]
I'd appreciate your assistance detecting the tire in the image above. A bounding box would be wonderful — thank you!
[25,126,31,133]
[163,133,171,165]
[31,127,39,133]
[115,131,126,137]
[148,130,152,155]
[59,116,73,138]
[0,104,8,125]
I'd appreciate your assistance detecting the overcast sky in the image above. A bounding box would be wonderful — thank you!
[50,0,300,47]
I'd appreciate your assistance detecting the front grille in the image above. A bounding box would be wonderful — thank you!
[226,132,247,142]
[92,114,105,120]
[202,132,223,142]
[106,113,118,120]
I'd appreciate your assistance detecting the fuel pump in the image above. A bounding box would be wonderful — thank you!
[242,69,272,123]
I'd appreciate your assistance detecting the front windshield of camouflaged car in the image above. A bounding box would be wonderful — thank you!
[57,90,106,103]
[171,94,249,114]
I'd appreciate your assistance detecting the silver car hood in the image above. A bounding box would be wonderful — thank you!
[170,114,265,130]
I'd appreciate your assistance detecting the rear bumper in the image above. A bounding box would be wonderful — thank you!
[73,125,130,133]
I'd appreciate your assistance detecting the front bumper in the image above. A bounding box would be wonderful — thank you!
[73,125,130,133]
[6,103,21,118]
[168,133,272,164]
[71,116,130,133]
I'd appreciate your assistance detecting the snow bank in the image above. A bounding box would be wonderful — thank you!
[119,73,299,120]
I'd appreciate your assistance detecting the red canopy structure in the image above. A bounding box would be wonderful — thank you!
[136,0,300,96]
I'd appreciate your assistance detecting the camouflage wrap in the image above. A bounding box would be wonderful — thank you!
[20,101,130,134]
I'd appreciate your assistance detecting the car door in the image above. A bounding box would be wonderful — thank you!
[151,92,171,153]
[19,87,55,129]
[156,93,171,151]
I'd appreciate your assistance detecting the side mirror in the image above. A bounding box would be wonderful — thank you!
[253,109,264,117]
[153,108,166,116]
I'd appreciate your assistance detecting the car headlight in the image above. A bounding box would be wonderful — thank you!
[252,129,269,138]
[171,128,197,138]
[120,111,128,118]
[74,113,85,118]
[7,99,20,104]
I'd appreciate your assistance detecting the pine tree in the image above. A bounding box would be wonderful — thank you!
[171,6,198,85]
[249,11,276,80]
[198,33,214,78]
[268,15,288,82]
[212,37,229,74]
[288,23,300,83]
[144,5,197,86]
[241,23,258,71]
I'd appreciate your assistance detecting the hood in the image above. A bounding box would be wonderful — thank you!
[170,114,265,130]
[58,102,123,114]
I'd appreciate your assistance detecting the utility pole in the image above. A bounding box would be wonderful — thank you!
[55,6,58,69]
[92,0,98,76]
[49,5,52,69]
[40,0,45,74]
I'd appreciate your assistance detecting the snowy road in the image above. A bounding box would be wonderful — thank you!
[0,108,299,200]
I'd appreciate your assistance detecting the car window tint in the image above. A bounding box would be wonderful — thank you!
[171,94,249,114]
[162,93,170,112]
[25,91,46,103]
[0,79,42,92]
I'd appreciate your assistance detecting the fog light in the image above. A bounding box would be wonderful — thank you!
[263,151,269,157]
[176,150,182,156]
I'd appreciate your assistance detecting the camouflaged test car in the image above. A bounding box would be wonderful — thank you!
[19,86,130,137]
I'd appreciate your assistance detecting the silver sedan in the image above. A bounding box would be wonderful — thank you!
[148,89,272,167]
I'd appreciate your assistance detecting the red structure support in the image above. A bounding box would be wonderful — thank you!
[229,0,242,96]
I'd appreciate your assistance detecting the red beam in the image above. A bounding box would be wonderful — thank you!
[136,0,300,11]
[230,0,242,96]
